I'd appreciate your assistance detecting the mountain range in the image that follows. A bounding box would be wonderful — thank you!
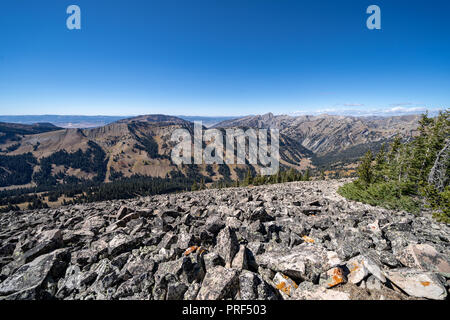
[0,113,420,202]
[0,115,238,129]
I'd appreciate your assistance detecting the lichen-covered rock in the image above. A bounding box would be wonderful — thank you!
[231,245,248,270]
[0,249,70,299]
[196,266,239,300]
[0,179,448,300]
[272,272,298,297]
[346,255,369,284]
[398,243,450,276]
[292,281,350,300]
[255,243,339,280]
[215,227,239,267]
[386,269,447,300]
[238,270,278,300]
[324,267,347,288]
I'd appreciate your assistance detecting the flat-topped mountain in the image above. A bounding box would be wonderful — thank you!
[0,115,311,196]
[0,122,62,144]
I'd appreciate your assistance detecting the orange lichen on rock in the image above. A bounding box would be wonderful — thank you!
[274,272,298,296]
[276,281,291,295]
[302,235,315,243]
[184,246,199,256]
[281,274,298,289]
[421,281,430,287]
[348,262,359,272]
[327,267,346,288]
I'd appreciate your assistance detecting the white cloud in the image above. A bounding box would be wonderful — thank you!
[289,106,443,117]
[383,106,427,113]
[389,102,414,107]
[342,103,365,107]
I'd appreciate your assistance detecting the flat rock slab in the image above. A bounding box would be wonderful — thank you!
[0,249,69,299]
[398,243,450,276]
[386,269,447,300]
[255,243,340,279]
[292,284,350,300]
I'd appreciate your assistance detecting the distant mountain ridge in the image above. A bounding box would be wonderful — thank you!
[0,122,62,144]
[213,113,420,156]
[0,115,238,128]
[0,112,428,210]
[0,114,311,192]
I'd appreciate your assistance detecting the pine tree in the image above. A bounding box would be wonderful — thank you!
[199,178,206,190]
[303,169,310,181]
[320,170,325,180]
[374,143,386,182]
[243,168,253,186]
[357,150,373,187]
[338,110,449,222]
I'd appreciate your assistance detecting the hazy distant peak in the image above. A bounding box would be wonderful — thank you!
[116,114,188,124]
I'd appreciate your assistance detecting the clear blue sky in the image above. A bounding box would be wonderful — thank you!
[0,0,449,116]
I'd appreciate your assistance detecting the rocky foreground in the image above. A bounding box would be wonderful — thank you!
[0,180,449,300]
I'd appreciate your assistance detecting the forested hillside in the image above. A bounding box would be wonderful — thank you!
[338,110,449,222]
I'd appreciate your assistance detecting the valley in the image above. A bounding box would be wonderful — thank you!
[0,113,420,210]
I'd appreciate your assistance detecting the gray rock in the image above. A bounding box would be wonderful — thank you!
[116,206,129,220]
[292,282,351,300]
[398,243,450,276]
[255,243,339,280]
[203,252,225,271]
[215,227,239,267]
[365,275,382,291]
[196,266,239,300]
[1,179,449,300]
[238,270,278,300]
[231,245,248,270]
[108,234,136,257]
[386,268,447,300]
[0,249,70,299]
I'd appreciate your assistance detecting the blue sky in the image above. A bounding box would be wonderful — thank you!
[0,0,449,116]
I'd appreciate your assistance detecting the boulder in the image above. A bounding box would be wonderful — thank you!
[272,272,298,297]
[398,243,450,276]
[292,281,350,300]
[346,255,369,284]
[215,227,239,267]
[324,267,347,288]
[238,270,278,300]
[255,243,340,280]
[231,245,249,270]
[196,266,239,300]
[108,234,136,257]
[386,268,447,300]
[0,249,70,299]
